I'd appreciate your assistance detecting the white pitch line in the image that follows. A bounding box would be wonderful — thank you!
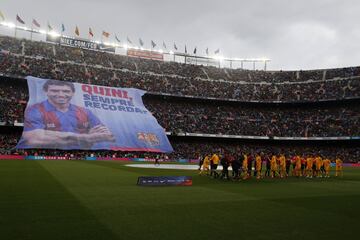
[125,164,232,170]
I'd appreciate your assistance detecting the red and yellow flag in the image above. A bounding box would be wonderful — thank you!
[89,28,94,37]
[75,26,79,36]
[102,31,110,38]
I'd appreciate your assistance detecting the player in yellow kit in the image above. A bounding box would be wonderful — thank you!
[255,154,262,179]
[294,155,302,177]
[210,153,220,178]
[242,154,249,179]
[278,154,286,178]
[200,155,210,175]
[335,157,343,177]
[305,156,313,178]
[270,155,278,178]
[323,158,331,178]
[314,156,323,177]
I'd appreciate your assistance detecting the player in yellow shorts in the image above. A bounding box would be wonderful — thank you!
[335,158,343,177]
[210,153,220,178]
[255,154,262,179]
[315,156,323,177]
[200,155,210,175]
[278,154,286,178]
[294,155,302,177]
[242,154,249,179]
[305,156,313,178]
[323,158,331,178]
[270,155,278,178]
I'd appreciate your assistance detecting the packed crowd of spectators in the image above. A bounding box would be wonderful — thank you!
[0,133,19,151]
[145,98,360,137]
[0,36,23,54]
[0,78,27,124]
[0,35,359,102]
[0,36,359,162]
[0,77,359,137]
[1,52,359,102]
[4,36,360,83]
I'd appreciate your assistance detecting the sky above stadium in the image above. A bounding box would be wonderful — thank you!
[1,0,359,70]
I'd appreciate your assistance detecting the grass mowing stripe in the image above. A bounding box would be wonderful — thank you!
[0,160,119,240]
[1,160,360,240]
[266,194,360,219]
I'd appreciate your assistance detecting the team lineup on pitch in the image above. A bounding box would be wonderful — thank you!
[0,1,359,239]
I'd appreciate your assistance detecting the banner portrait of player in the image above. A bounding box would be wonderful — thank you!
[16,76,173,152]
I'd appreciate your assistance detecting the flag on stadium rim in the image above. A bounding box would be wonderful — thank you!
[193,47,197,54]
[0,11,5,21]
[214,48,220,54]
[139,38,144,46]
[102,31,110,38]
[127,36,132,44]
[75,26,80,36]
[47,22,53,31]
[61,23,65,32]
[89,27,94,37]
[206,47,209,55]
[32,19,41,28]
[151,40,156,48]
[16,14,25,24]
[173,43,178,50]
[162,41,167,49]
[185,45,187,54]
[115,35,121,43]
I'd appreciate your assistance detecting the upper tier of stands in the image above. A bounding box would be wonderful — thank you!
[0,35,359,102]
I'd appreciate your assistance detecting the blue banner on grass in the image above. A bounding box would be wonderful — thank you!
[137,176,192,186]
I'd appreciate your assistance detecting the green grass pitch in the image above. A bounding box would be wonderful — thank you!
[0,160,359,240]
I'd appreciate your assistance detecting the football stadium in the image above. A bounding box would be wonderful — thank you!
[0,1,360,240]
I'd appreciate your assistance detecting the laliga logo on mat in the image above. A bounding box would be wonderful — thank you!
[137,132,160,146]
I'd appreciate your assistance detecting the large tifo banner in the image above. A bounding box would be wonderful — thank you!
[16,76,173,152]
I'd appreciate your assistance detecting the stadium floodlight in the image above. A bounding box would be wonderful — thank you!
[169,50,174,55]
[48,31,60,37]
[18,26,29,31]
[213,55,224,61]
[261,58,271,62]
[2,21,16,28]
[38,29,47,34]
[123,44,128,49]
[158,49,163,53]
[104,42,116,47]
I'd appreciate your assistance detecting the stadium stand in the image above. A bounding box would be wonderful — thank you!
[0,36,359,102]
[0,35,359,162]
[0,77,359,138]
